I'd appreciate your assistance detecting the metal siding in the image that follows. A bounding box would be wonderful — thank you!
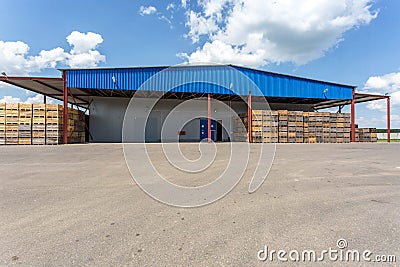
[66,65,352,100]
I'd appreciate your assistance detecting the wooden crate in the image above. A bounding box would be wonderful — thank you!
[18,138,32,145]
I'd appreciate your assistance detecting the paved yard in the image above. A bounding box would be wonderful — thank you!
[0,143,399,266]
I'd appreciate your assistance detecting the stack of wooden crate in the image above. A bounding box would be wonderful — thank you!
[262,110,278,143]
[303,112,309,143]
[315,113,323,143]
[32,104,46,145]
[355,128,377,142]
[251,110,263,143]
[344,114,351,142]
[18,104,32,145]
[68,108,86,143]
[5,103,19,144]
[329,113,337,143]
[287,111,297,143]
[232,113,248,142]
[307,113,317,143]
[0,103,5,145]
[46,104,63,145]
[295,111,304,143]
[322,112,330,143]
[278,110,288,143]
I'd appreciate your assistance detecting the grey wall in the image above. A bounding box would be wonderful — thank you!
[90,97,245,142]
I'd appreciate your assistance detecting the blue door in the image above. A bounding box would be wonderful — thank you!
[200,119,216,141]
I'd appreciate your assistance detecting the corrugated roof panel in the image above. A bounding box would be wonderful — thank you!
[66,65,353,100]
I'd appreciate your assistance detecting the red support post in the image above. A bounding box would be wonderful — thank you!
[351,87,356,142]
[387,97,391,143]
[207,93,211,143]
[248,92,252,143]
[63,71,68,144]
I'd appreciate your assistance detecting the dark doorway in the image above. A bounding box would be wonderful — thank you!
[216,120,223,142]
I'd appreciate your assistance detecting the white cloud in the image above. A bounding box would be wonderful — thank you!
[0,95,21,103]
[66,31,103,54]
[167,3,175,10]
[363,72,400,111]
[181,0,188,9]
[0,31,105,75]
[180,0,378,66]
[139,5,157,16]
[0,93,54,104]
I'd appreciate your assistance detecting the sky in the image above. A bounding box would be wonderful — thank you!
[0,0,399,128]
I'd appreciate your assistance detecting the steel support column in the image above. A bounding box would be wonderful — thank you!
[63,71,68,144]
[387,97,391,143]
[248,92,252,143]
[208,93,211,142]
[44,95,47,104]
[351,87,356,142]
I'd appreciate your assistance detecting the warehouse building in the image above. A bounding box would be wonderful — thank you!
[0,64,392,143]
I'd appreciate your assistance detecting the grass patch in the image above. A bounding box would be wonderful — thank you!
[378,139,400,142]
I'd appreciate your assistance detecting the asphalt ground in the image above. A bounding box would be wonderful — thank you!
[0,143,399,266]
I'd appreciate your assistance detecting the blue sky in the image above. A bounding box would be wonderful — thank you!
[0,0,399,128]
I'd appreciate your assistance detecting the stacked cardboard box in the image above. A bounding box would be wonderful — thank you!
[278,110,288,143]
[5,103,19,144]
[18,104,32,145]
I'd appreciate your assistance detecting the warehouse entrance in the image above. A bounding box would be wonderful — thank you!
[199,119,224,142]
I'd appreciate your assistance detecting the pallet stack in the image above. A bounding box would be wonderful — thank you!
[315,113,323,143]
[355,128,377,142]
[18,104,32,145]
[329,113,337,143]
[240,109,366,143]
[0,103,5,145]
[232,113,248,142]
[307,113,317,143]
[46,104,63,145]
[287,111,296,143]
[251,110,263,143]
[68,108,86,143]
[262,110,278,143]
[344,114,351,143]
[278,110,288,143]
[5,103,19,145]
[32,104,46,145]
[295,111,304,143]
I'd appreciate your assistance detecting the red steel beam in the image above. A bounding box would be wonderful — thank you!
[248,92,252,143]
[63,71,68,144]
[351,87,356,142]
[387,97,391,143]
[208,93,211,143]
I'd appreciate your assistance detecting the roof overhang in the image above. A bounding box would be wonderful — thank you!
[0,76,90,107]
[314,93,390,110]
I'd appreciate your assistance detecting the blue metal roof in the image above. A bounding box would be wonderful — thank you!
[65,65,353,100]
